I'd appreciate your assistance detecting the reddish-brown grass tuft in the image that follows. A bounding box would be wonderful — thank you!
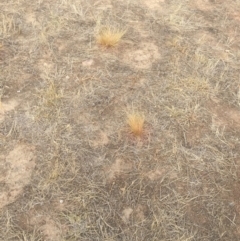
[127,113,145,136]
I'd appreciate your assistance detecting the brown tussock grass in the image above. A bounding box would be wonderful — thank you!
[0,14,17,38]
[34,80,63,120]
[42,81,62,107]
[96,26,126,47]
[127,113,145,137]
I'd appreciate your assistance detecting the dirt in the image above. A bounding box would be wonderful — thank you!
[147,168,166,181]
[143,0,165,10]
[0,144,35,209]
[0,99,19,123]
[193,0,214,11]
[134,204,146,222]
[209,101,240,131]
[90,130,109,148]
[18,208,66,241]
[121,207,133,223]
[124,42,161,69]
[105,158,133,183]
[40,217,63,241]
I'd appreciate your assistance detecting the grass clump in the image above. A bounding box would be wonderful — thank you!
[34,80,63,120]
[96,26,126,47]
[127,112,145,137]
[42,81,62,107]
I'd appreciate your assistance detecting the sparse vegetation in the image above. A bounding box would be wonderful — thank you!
[0,0,240,240]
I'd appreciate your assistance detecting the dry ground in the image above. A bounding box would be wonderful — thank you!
[1,0,240,240]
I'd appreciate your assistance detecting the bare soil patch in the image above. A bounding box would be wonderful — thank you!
[105,158,133,183]
[0,99,19,122]
[124,42,161,69]
[209,101,240,131]
[0,144,35,209]
[143,0,165,10]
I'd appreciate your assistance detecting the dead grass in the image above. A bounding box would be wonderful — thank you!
[34,80,63,120]
[0,13,17,38]
[127,112,145,136]
[0,0,240,241]
[96,26,126,47]
[127,112,145,137]
[41,81,62,107]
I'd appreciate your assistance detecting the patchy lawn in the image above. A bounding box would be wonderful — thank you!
[1,0,240,240]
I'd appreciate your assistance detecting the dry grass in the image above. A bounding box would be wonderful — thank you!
[0,13,17,38]
[0,0,240,241]
[127,112,145,136]
[34,80,63,120]
[41,81,62,107]
[96,26,126,47]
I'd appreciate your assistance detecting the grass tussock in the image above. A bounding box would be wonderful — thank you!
[41,81,62,107]
[127,112,145,136]
[34,81,63,120]
[0,14,16,38]
[96,26,126,47]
